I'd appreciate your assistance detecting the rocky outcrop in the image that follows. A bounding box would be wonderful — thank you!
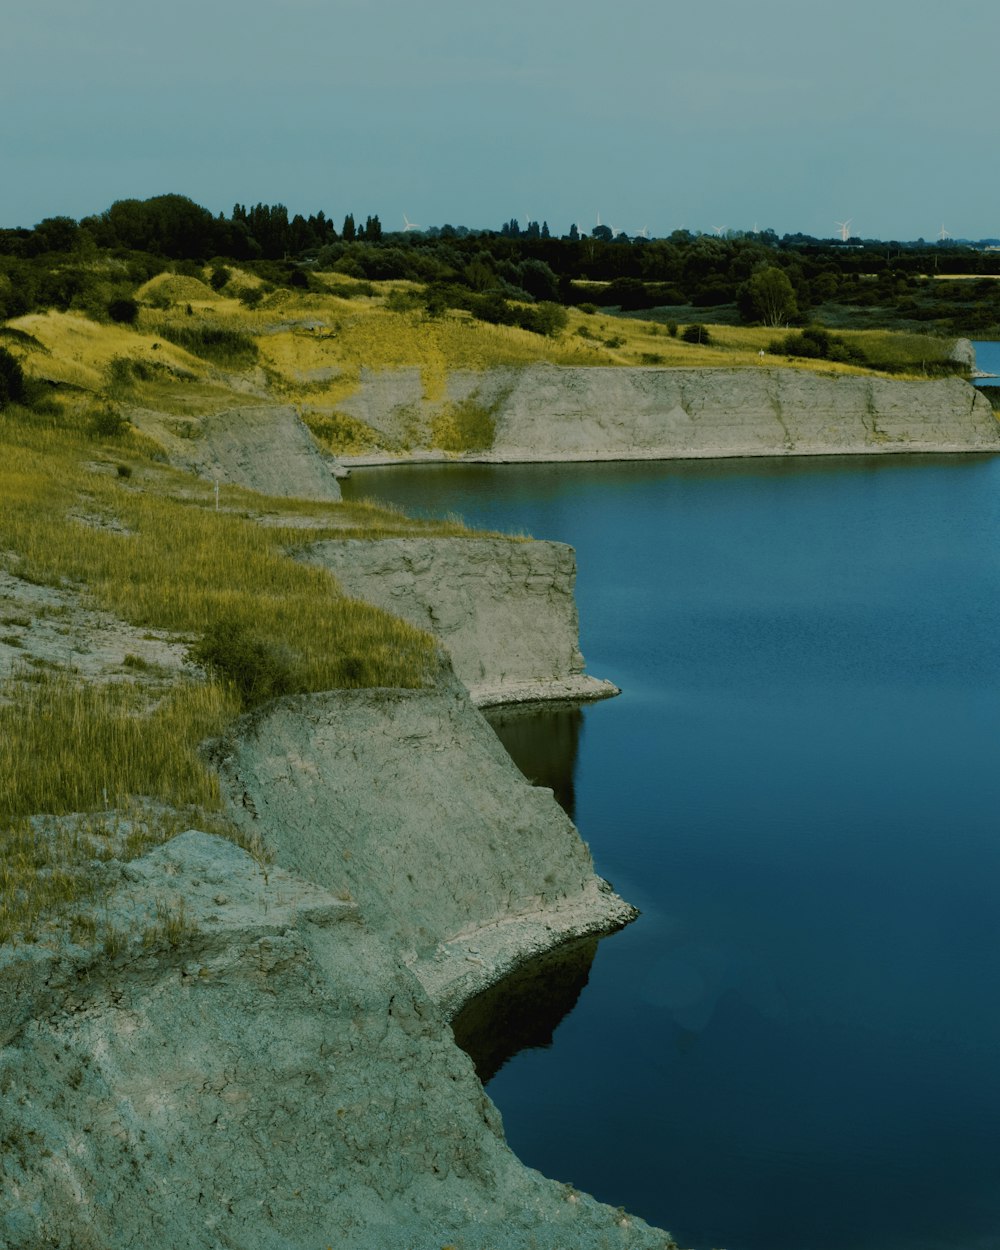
[306,537,617,705]
[949,337,977,371]
[132,403,344,499]
[337,364,1000,461]
[214,683,635,1017]
[0,832,672,1250]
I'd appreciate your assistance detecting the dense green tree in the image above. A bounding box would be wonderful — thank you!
[30,216,80,254]
[738,264,799,326]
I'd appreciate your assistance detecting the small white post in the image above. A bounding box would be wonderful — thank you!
[214,480,220,512]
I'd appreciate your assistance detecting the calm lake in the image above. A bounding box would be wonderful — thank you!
[342,449,1000,1250]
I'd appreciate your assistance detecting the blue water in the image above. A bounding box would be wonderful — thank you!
[973,338,1000,385]
[342,455,1000,1250]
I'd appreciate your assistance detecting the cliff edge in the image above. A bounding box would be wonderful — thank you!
[306,537,617,705]
[0,832,671,1250]
[214,681,634,1017]
[337,364,1000,462]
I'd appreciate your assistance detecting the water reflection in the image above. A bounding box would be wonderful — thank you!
[483,702,583,819]
[451,936,600,1083]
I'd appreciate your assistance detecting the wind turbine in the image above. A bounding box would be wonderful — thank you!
[402,215,421,232]
[835,219,853,242]
[636,225,650,239]
[713,225,726,236]
[938,223,952,241]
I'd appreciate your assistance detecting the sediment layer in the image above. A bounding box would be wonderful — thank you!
[337,364,1000,462]
[213,681,635,1014]
[0,833,666,1250]
[306,537,617,705]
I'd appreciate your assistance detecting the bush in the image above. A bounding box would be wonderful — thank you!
[0,346,26,409]
[234,286,263,308]
[107,297,139,325]
[520,301,568,337]
[681,323,711,345]
[771,325,867,365]
[88,404,131,438]
[191,618,300,708]
[209,265,231,291]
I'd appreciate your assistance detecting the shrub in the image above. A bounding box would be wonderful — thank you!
[771,325,868,366]
[107,297,139,325]
[0,346,26,409]
[681,323,710,345]
[520,302,568,337]
[88,404,131,438]
[209,265,231,291]
[191,618,300,709]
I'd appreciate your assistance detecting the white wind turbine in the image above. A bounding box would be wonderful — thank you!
[713,225,727,236]
[402,215,421,232]
[835,219,853,242]
[938,223,952,241]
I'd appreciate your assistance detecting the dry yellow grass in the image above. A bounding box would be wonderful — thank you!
[10,311,211,393]
[136,272,222,306]
[10,287,944,436]
[0,402,470,941]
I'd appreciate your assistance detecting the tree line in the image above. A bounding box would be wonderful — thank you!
[4,193,1000,335]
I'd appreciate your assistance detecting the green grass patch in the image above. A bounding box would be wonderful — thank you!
[0,401,463,940]
[430,395,498,453]
[152,322,259,368]
[303,409,385,455]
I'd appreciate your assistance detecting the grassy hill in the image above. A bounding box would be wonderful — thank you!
[0,267,975,941]
[4,270,966,458]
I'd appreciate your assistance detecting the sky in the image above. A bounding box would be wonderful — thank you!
[2,0,998,241]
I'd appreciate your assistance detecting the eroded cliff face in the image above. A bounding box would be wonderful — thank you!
[306,537,616,705]
[214,683,634,1016]
[337,364,1000,461]
[132,403,344,499]
[0,834,670,1250]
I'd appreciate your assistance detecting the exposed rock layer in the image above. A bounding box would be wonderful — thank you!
[132,403,344,499]
[214,684,635,1016]
[338,364,1000,461]
[306,537,617,704]
[0,833,670,1250]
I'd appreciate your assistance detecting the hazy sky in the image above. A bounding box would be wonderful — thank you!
[3,0,998,240]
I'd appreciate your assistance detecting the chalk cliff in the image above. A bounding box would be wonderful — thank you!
[306,537,616,705]
[132,403,344,499]
[214,682,634,1017]
[0,833,670,1250]
[337,364,1000,461]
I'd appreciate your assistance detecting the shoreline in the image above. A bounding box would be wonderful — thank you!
[340,441,1000,468]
